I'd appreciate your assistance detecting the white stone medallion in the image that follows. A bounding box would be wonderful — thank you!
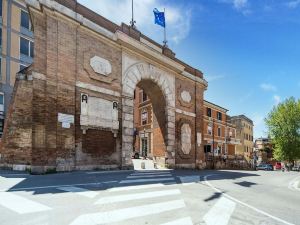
[180,90,191,103]
[181,123,192,155]
[90,56,112,76]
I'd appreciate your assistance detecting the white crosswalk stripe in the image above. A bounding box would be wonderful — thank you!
[95,189,181,205]
[127,174,172,178]
[108,183,174,192]
[120,177,175,184]
[132,172,171,176]
[0,192,51,214]
[160,217,193,225]
[57,186,98,198]
[203,196,236,225]
[70,199,186,225]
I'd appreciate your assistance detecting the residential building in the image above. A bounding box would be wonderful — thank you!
[230,115,254,160]
[133,87,166,163]
[0,0,34,136]
[203,100,240,157]
[254,137,273,163]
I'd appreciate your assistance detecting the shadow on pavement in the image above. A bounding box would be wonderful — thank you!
[0,169,260,196]
[234,181,257,188]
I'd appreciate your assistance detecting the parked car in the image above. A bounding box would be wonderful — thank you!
[256,164,274,171]
[275,162,282,170]
[292,166,300,172]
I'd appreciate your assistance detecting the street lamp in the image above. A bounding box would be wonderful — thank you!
[142,128,147,159]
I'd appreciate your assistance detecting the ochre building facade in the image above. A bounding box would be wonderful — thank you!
[0,0,208,173]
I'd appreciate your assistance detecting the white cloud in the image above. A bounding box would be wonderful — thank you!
[233,0,248,10]
[260,83,277,92]
[273,95,281,105]
[286,0,300,9]
[205,75,225,82]
[219,0,250,14]
[77,0,192,44]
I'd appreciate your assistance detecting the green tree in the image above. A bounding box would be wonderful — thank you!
[265,97,300,161]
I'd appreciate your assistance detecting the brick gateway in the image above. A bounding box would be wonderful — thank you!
[0,0,207,174]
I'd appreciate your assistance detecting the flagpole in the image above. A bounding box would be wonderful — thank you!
[163,8,167,46]
[130,0,136,28]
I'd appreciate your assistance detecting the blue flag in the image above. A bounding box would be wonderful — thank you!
[153,8,165,27]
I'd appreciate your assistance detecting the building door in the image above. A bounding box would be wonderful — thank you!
[141,138,148,157]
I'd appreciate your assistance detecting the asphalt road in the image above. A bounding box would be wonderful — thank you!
[0,169,300,225]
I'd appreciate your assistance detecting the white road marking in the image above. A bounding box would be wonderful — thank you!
[133,172,171,175]
[0,192,51,214]
[178,176,200,186]
[57,186,98,198]
[160,217,193,225]
[204,175,295,225]
[108,183,169,192]
[127,174,172,178]
[1,181,118,192]
[86,170,134,174]
[120,177,175,184]
[95,189,181,205]
[203,196,236,225]
[70,199,186,225]
[288,176,300,191]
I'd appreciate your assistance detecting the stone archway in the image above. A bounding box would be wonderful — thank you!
[121,62,176,168]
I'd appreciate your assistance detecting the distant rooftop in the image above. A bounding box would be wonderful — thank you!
[204,100,228,113]
[231,115,254,125]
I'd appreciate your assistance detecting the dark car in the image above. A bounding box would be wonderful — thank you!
[256,164,274,171]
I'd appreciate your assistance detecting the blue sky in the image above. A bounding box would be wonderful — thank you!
[78,0,300,138]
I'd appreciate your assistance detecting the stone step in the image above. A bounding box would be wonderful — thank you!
[132,159,156,170]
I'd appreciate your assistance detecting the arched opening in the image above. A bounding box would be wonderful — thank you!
[133,79,167,167]
[121,62,176,169]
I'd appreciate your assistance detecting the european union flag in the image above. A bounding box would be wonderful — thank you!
[153,8,165,27]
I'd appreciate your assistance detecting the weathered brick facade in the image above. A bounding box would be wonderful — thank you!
[0,0,208,173]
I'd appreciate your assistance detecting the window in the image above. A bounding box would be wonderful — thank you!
[0,92,3,114]
[0,28,2,47]
[0,0,2,17]
[21,10,30,30]
[0,93,3,105]
[207,125,212,135]
[217,112,222,121]
[218,127,221,137]
[142,91,148,102]
[141,108,148,125]
[207,108,212,117]
[20,37,34,57]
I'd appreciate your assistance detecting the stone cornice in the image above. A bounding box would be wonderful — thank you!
[181,71,208,87]
[115,30,185,73]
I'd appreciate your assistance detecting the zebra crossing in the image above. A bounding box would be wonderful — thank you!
[0,171,242,225]
[69,170,193,225]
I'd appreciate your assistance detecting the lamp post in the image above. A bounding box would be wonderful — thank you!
[142,128,147,159]
[209,117,215,169]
